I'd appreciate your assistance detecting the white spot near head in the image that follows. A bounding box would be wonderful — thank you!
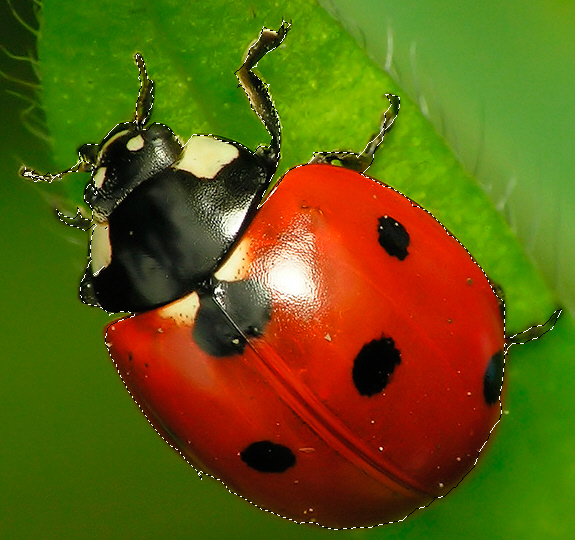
[158,292,200,325]
[175,135,239,179]
[90,221,112,276]
[126,134,145,151]
[93,166,107,188]
[214,236,252,282]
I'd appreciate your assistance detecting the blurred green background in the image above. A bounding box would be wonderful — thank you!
[1,1,574,539]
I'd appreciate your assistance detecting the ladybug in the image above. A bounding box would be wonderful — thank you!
[22,23,560,528]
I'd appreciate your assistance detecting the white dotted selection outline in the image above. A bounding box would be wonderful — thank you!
[102,156,563,529]
[36,22,562,530]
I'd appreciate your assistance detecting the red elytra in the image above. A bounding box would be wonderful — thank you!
[105,163,504,528]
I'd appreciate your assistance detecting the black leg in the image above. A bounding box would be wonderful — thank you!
[506,309,562,348]
[132,53,154,128]
[309,94,400,173]
[236,22,290,170]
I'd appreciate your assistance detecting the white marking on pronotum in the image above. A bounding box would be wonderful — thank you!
[214,236,252,282]
[90,221,112,276]
[158,292,201,326]
[126,134,145,151]
[93,166,106,188]
[175,135,239,179]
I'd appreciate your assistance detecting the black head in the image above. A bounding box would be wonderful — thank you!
[81,121,182,222]
[79,54,183,222]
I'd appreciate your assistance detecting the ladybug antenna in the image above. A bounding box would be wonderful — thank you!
[133,52,154,128]
[309,94,400,173]
[20,54,155,183]
[505,308,562,350]
[19,158,90,183]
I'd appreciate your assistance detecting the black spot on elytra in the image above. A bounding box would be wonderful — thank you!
[240,440,296,473]
[193,279,271,357]
[353,336,401,396]
[377,215,410,260]
[484,350,505,405]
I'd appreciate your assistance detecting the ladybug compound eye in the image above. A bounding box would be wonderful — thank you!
[78,143,99,165]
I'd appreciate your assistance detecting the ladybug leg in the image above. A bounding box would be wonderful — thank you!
[55,208,92,230]
[236,21,290,171]
[505,309,562,350]
[309,94,400,173]
[19,157,93,227]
